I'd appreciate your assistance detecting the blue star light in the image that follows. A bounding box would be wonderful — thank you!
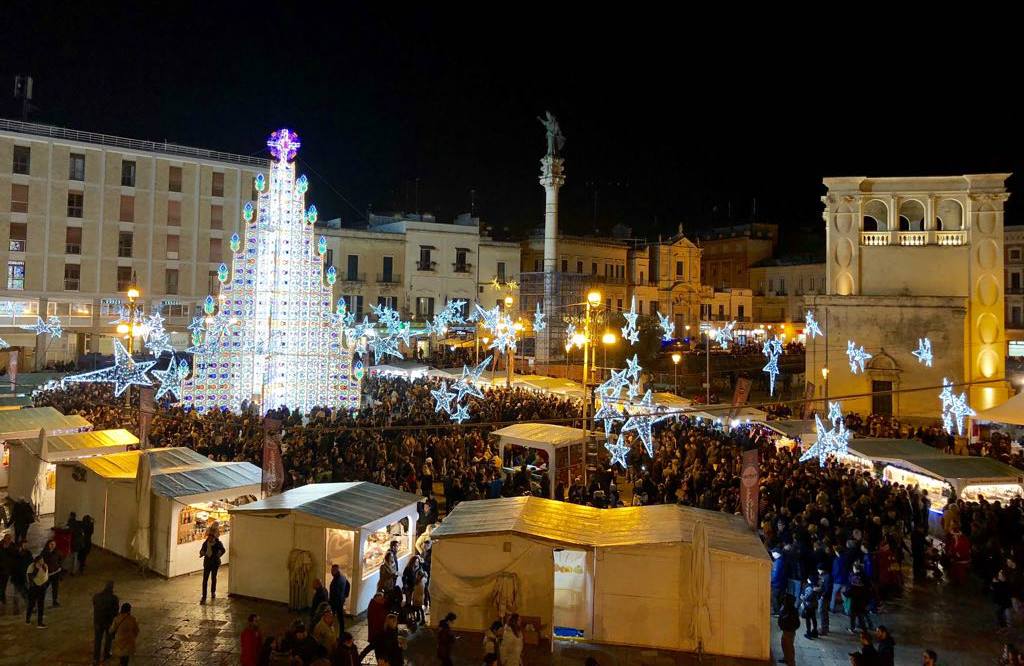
[533,303,546,332]
[453,356,491,403]
[594,401,624,438]
[62,340,156,397]
[805,311,823,339]
[605,434,630,468]
[621,297,640,345]
[846,341,872,374]
[827,400,843,426]
[153,357,190,401]
[762,337,783,396]
[656,311,675,341]
[912,338,933,367]
[451,403,471,423]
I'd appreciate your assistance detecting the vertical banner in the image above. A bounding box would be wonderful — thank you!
[138,386,156,449]
[262,417,284,497]
[728,377,752,419]
[801,381,816,419]
[8,350,18,390]
[740,448,760,530]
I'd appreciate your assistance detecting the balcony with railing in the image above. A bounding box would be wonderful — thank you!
[898,231,927,246]
[340,272,366,283]
[64,278,80,291]
[377,273,402,284]
[416,261,437,272]
[860,231,890,246]
[936,230,967,246]
[452,262,473,274]
[860,229,968,247]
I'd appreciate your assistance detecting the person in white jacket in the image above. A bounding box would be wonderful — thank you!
[499,613,524,666]
[25,555,49,628]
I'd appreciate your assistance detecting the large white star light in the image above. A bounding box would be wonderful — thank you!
[656,311,675,342]
[425,300,466,336]
[451,403,471,423]
[621,297,640,345]
[153,357,190,401]
[452,355,491,403]
[624,354,642,382]
[605,434,630,468]
[21,315,63,338]
[800,404,851,467]
[912,338,933,367]
[621,389,669,457]
[144,311,175,356]
[473,303,501,332]
[827,399,843,426]
[62,340,156,397]
[710,320,737,349]
[805,310,823,339]
[533,303,546,332]
[938,377,975,436]
[431,381,457,414]
[762,337,783,396]
[846,340,872,374]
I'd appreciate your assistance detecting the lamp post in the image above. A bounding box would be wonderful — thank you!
[705,329,711,404]
[118,276,142,406]
[581,290,602,483]
[601,331,616,380]
[671,352,682,395]
[821,366,830,407]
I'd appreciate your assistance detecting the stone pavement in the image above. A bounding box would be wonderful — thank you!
[0,516,1017,665]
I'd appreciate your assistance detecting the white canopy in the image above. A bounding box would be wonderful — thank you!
[490,423,587,450]
[14,428,137,462]
[976,391,1024,426]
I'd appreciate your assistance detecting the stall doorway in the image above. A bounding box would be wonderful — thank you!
[872,381,893,416]
[552,548,591,638]
[325,529,355,612]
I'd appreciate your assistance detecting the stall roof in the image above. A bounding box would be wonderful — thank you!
[0,407,91,439]
[761,419,818,440]
[431,496,769,560]
[490,423,587,449]
[847,438,941,462]
[896,455,1024,485]
[150,461,262,498]
[698,405,768,422]
[14,428,138,460]
[976,391,1024,426]
[513,376,585,399]
[78,447,212,479]
[230,482,421,528]
[652,392,692,413]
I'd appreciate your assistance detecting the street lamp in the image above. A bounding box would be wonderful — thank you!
[581,290,602,483]
[504,295,516,387]
[601,331,616,378]
[821,367,830,405]
[671,352,682,395]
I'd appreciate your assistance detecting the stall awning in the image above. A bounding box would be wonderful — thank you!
[760,419,818,440]
[846,438,941,463]
[895,455,1024,486]
[150,462,262,498]
[230,482,421,528]
[79,447,212,479]
[976,391,1024,426]
[431,496,769,559]
[14,428,138,461]
[0,407,91,440]
[491,423,587,449]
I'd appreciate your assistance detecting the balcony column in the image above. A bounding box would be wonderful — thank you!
[926,195,937,245]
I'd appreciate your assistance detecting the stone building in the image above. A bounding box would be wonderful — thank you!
[695,222,777,289]
[750,256,826,324]
[1005,225,1024,331]
[807,175,1009,418]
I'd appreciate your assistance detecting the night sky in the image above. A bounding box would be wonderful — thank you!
[3,4,1021,251]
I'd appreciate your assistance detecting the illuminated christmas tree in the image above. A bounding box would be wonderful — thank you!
[181,129,361,414]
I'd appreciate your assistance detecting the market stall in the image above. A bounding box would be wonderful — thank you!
[839,438,941,474]
[368,362,431,381]
[757,419,818,450]
[0,406,91,487]
[491,424,588,497]
[228,482,421,614]
[7,428,137,515]
[883,455,1024,504]
[53,447,261,577]
[430,496,770,661]
[652,392,692,416]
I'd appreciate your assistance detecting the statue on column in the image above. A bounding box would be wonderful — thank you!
[538,111,565,156]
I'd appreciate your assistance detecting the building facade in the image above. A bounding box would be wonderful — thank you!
[695,222,777,289]
[808,174,1009,419]
[749,257,826,324]
[1,119,261,368]
[1005,225,1024,331]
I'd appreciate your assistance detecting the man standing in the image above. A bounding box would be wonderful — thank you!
[9,498,35,543]
[40,539,63,607]
[199,532,225,604]
[25,554,48,628]
[92,581,119,665]
[776,593,800,666]
[329,564,350,632]
[240,614,262,666]
[0,533,13,605]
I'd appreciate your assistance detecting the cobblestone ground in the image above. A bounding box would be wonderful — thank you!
[1,517,1018,665]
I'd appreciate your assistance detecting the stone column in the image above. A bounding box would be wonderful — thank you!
[536,155,565,366]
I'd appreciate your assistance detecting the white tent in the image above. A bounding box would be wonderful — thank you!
[0,407,91,487]
[976,391,1024,426]
[54,447,261,577]
[883,454,1024,504]
[491,424,588,498]
[7,428,137,515]
[430,497,770,661]
[229,482,421,613]
[652,392,693,415]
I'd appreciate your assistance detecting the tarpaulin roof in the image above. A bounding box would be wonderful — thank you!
[976,391,1024,426]
[895,455,1024,485]
[0,407,91,439]
[150,461,262,498]
[79,447,212,479]
[15,429,138,460]
[431,496,769,560]
[761,419,818,440]
[490,423,587,450]
[230,482,421,528]
[846,438,941,462]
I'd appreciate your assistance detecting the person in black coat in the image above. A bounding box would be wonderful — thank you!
[309,578,329,626]
[92,581,119,665]
[0,533,13,604]
[40,539,63,606]
[359,613,403,665]
[199,532,226,604]
[329,564,350,631]
[78,515,95,574]
[9,499,35,543]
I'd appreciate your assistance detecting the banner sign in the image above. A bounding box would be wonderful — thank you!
[740,448,760,530]
[261,417,285,497]
[729,376,752,419]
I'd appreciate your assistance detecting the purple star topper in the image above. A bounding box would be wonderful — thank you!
[267,128,301,161]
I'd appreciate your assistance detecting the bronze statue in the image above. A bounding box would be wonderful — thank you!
[538,111,565,156]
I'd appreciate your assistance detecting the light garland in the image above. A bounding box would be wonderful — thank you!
[846,340,872,374]
[621,389,670,457]
[912,338,933,367]
[62,340,156,397]
[762,337,783,396]
[805,310,823,338]
[656,311,675,341]
[621,296,640,344]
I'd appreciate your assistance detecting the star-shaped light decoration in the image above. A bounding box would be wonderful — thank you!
[800,410,852,467]
[621,297,640,345]
[912,338,933,367]
[451,403,471,423]
[625,354,642,382]
[425,300,466,336]
[21,315,63,338]
[605,434,630,468]
[938,377,975,436]
[62,340,156,397]
[144,311,175,357]
[846,340,872,374]
[709,320,737,349]
[533,303,546,332]
[656,311,675,342]
[564,323,578,349]
[370,333,403,364]
[805,311,823,339]
[473,304,501,332]
[762,337,783,396]
[452,355,491,403]
[621,389,669,457]
[594,401,625,438]
[153,357,190,401]
[431,381,457,414]
[827,400,843,426]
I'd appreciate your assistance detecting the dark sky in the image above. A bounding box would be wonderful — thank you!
[3,3,1021,250]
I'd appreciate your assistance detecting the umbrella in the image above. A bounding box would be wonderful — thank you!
[130,450,152,564]
[690,519,712,654]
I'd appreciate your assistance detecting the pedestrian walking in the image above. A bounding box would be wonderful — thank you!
[109,602,140,665]
[92,581,119,665]
[309,578,329,626]
[377,540,400,594]
[499,613,524,666]
[800,575,820,639]
[10,540,32,615]
[78,515,95,574]
[199,531,225,604]
[25,554,49,628]
[437,612,458,666]
[0,533,13,606]
[313,608,340,654]
[875,626,896,666]
[40,539,63,606]
[9,498,35,543]
[777,593,800,666]
[816,563,831,636]
[329,563,350,632]
[359,613,404,666]
[995,568,1014,629]
[240,614,262,666]
[333,631,360,666]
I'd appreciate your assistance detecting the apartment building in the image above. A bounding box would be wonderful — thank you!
[749,255,825,324]
[0,119,261,368]
[695,222,778,289]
